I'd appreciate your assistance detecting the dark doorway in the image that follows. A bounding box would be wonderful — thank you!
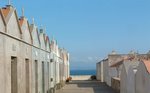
[25,59,29,93]
[42,62,45,93]
[35,60,38,93]
[11,57,17,93]
[47,62,49,91]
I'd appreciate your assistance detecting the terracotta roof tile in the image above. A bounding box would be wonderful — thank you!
[45,36,50,45]
[19,17,24,27]
[2,7,10,17]
[142,60,150,73]
[110,56,135,67]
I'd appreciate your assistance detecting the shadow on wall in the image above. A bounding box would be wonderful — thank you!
[68,80,117,93]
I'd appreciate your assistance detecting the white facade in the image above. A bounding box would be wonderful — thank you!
[96,61,104,82]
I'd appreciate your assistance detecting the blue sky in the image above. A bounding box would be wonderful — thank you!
[1,0,150,70]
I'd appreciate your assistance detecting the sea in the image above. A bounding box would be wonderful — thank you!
[70,69,96,75]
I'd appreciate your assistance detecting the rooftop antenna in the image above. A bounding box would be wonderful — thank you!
[52,35,54,41]
[8,0,11,5]
[44,26,46,31]
[32,17,35,24]
[22,7,24,17]
[44,26,46,33]
[40,16,43,28]
[6,0,12,6]
[56,40,58,45]
[39,16,44,33]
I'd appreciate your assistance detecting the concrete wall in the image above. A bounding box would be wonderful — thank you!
[96,62,104,82]
[135,62,150,93]
[0,33,6,93]
[120,60,139,93]
[7,10,21,39]
[120,63,127,93]
[102,54,123,86]
[103,59,109,84]
[97,53,150,93]
[111,77,120,93]
[50,52,55,88]
[96,63,100,80]
[0,11,5,32]
[127,66,136,93]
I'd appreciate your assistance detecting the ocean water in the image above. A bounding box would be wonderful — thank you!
[70,70,96,75]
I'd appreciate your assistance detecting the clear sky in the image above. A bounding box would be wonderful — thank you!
[1,0,150,70]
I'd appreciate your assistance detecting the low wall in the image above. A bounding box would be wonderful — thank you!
[71,75,92,80]
[111,77,120,93]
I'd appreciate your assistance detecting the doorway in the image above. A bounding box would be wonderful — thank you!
[25,59,29,93]
[35,60,38,93]
[42,62,45,93]
[11,57,17,93]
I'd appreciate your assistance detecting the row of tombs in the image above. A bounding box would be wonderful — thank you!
[0,4,70,93]
[96,51,150,93]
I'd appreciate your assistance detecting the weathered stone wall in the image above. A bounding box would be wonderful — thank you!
[111,77,120,93]
[96,62,104,82]
[135,61,150,93]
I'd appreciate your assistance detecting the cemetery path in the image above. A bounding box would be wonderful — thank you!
[56,80,117,93]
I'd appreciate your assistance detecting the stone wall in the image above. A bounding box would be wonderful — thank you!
[111,77,120,93]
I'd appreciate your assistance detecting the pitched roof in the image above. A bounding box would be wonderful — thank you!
[19,17,33,44]
[19,17,24,27]
[142,60,150,73]
[1,6,11,17]
[1,5,22,34]
[30,24,41,45]
[0,9,6,26]
[123,60,139,74]
[110,56,134,67]
[46,36,50,44]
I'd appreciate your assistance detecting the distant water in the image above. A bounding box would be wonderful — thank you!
[70,70,96,75]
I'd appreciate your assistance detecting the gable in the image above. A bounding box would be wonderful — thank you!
[0,10,5,32]
[30,25,40,47]
[46,37,50,51]
[39,33,46,50]
[7,11,21,38]
[20,18,32,44]
[50,41,54,52]
[142,60,150,74]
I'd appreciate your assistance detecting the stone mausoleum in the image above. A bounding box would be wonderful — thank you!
[0,4,70,93]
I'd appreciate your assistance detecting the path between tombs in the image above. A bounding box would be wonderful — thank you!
[56,80,117,93]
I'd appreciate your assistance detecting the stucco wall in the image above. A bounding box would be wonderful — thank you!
[120,64,127,93]
[0,13,5,32]
[136,62,150,93]
[0,34,5,93]
[7,11,21,39]
[127,67,136,93]
[111,77,120,93]
[96,62,104,82]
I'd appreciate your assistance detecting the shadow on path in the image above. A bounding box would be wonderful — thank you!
[56,80,117,93]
